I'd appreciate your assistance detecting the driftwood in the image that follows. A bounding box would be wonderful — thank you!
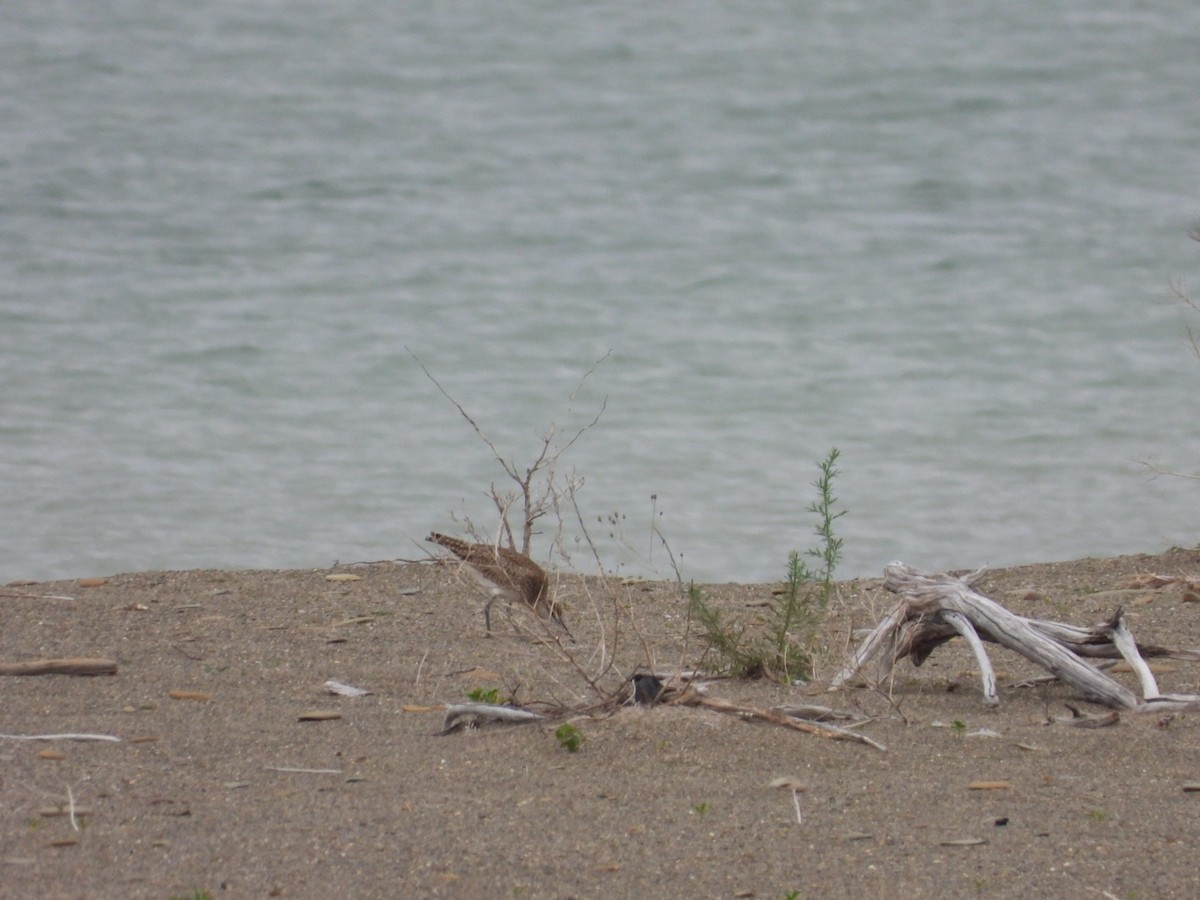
[832,562,1200,712]
[631,673,885,749]
[670,692,886,751]
[439,703,545,734]
[434,681,886,748]
[0,657,118,676]
[0,732,122,742]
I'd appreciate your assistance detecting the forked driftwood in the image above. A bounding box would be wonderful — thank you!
[832,562,1200,712]
[0,658,118,676]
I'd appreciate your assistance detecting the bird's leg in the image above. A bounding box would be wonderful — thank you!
[483,591,516,636]
[483,595,497,636]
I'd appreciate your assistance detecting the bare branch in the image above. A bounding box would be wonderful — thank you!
[1168,278,1200,362]
[406,347,518,481]
[558,395,608,458]
[413,346,610,557]
[570,349,613,402]
[1141,459,1200,481]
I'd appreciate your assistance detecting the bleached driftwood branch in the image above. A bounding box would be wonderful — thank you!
[433,687,885,748]
[439,703,545,734]
[832,562,1200,711]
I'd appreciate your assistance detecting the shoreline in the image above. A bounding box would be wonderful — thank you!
[8,544,1198,589]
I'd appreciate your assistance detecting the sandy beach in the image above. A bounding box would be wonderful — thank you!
[3,546,1200,898]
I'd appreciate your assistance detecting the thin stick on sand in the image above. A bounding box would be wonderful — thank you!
[0,733,122,742]
[264,766,344,775]
[0,658,118,676]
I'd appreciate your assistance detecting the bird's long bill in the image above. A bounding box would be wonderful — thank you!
[544,601,573,639]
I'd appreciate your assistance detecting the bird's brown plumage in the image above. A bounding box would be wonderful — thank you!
[426,533,567,634]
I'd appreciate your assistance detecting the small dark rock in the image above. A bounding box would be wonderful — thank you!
[631,673,665,705]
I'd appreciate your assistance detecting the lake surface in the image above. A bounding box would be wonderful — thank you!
[3,1,1198,585]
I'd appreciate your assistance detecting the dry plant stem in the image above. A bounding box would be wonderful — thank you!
[834,563,1200,711]
[1169,272,1200,364]
[1141,269,1200,480]
[564,501,616,673]
[504,594,624,709]
[523,491,657,709]
[573,492,657,673]
[408,347,609,555]
[650,525,706,679]
[869,682,911,725]
[579,586,613,675]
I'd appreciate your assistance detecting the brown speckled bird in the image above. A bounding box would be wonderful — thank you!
[426,533,570,637]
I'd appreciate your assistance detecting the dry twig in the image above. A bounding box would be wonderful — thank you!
[0,658,118,676]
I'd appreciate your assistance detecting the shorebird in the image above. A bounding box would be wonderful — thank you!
[426,533,571,637]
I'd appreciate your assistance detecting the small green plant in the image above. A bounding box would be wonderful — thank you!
[1086,808,1110,822]
[466,687,501,704]
[554,723,583,752]
[807,448,845,601]
[690,448,845,681]
[168,891,213,900]
[784,892,801,900]
[951,719,967,737]
[688,583,766,678]
[691,801,709,816]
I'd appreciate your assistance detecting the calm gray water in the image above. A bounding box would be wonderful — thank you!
[3,1,1198,585]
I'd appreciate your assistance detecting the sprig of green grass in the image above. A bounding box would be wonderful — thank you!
[554,723,583,752]
[691,448,845,682]
[466,687,501,704]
